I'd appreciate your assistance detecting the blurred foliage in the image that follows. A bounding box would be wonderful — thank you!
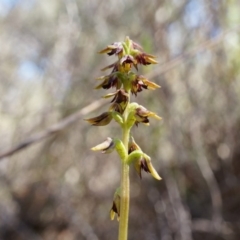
[0,0,240,239]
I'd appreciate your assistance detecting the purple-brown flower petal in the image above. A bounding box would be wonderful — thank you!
[85,112,112,126]
[120,55,137,65]
[95,75,121,90]
[103,90,129,114]
[99,42,123,56]
[110,188,121,221]
[135,53,158,65]
[135,106,161,125]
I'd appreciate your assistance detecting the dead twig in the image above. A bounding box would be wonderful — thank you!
[148,24,240,79]
[190,118,223,231]
[0,99,105,160]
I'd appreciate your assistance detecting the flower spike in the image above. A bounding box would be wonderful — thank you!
[86,37,162,238]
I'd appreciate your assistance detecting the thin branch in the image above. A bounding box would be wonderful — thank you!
[0,99,105,160]
[162,165,192,240]
[190,119,223,230]
[148,24,240,79]
[192,219,235,236]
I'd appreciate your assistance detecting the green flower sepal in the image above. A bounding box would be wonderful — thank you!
[111,111,124,125]
[114,139,127,160]
[126,150,143,164]
[125,102,139,129]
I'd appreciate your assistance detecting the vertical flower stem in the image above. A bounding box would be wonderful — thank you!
[118,89,131,240]
[118,125,130,240]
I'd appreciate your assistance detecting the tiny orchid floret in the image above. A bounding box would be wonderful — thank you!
[134,154,161,180]
[85,37,162,240]
[127,137,161,180]
[134,105,162,126]
[95,73,122,89]
[131,75,161,95]
[85,112,113,126]
[99,42,123,56]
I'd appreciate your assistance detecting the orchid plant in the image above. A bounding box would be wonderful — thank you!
[85,37,161,240]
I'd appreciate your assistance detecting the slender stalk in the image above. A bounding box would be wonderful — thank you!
[118,125,130,240]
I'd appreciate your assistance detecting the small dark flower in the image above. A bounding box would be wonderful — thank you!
[134,154,161,180]
[128,137,161,180]
[103,89,129,103]
[95,74,122,90]
[135,52,158,65]
[110,188,121,221]
[85,112,112,126]
[120,55,137,65]
[103,90,129,114]
[135,106,161,126]
[99,42,123,56]
[131,75,160,96]
[118,55,138,72]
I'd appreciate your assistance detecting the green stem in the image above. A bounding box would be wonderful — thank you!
[118,125,130,240]
[118,89,131,240]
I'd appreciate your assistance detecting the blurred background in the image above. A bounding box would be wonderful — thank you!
[0,0,240,239]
